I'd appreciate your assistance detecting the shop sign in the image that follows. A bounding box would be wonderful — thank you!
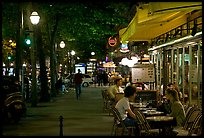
[108,37,117,47]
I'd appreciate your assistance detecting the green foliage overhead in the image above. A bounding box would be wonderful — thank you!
[2,2,136,61]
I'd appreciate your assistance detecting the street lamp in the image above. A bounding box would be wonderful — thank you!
[60,41,65,49]
[91,51,95,56]
[71,50,75,56]
[30,12,40,25]
[70,50,75,73]
[90,52,97,74]
[60,41,65,80]
[30,11,40,107]
[21,63,27,101]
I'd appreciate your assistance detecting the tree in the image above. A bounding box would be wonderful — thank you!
[2,1,136,102]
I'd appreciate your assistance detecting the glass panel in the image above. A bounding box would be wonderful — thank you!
[190,43,202,106]
[166,50,172,84]
[173,49,178,83]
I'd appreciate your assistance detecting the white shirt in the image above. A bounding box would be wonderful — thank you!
[115,97,130,120]
[118,86,124,93]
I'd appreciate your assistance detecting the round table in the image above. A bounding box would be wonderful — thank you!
[146,116,177,135]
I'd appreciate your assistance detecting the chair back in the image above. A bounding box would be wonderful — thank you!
[101,89,106,99]
[111,106,135,136]
[102,89,114,114]
[134,110,151,132]
[111,107,125,126]
[188,113,202,136]
[183,106,201,130]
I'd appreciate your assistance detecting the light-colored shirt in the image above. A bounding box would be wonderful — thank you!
[118,86,124,93]
[115,97,130,120]
[107,85,124,100]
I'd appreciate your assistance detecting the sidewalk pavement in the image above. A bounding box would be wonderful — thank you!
[2,86,114,136]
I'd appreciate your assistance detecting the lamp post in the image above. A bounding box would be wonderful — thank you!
[30,11,40,107]
[60,41,65,80]
[70,50,75,73]
[22,63,26,101]
[91,52,96,73]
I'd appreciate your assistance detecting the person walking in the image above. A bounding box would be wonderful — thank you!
[74,69,83,100]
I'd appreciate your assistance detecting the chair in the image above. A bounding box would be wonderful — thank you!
[134,110,160,136]
[176,113,202,136]
[183,105,200,130]
[101,89,108,112]
[110,106,136,136]
[101,89,115,115]
[188,113,202,136]
[173,105,202,136]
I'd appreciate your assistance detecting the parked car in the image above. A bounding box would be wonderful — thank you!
[64,74,93,87]
[82,74,93,87]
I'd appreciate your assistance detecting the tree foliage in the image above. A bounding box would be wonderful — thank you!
[2,1,135,62]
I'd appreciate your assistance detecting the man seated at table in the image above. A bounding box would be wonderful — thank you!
[106,76,124,104]
[115,85,140,136]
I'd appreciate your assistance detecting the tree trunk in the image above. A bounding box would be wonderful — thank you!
[15,3,23,82]
[50,13,60,97]
[36,23,50,102]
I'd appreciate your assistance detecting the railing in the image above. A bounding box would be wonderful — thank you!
[150,15,202,47]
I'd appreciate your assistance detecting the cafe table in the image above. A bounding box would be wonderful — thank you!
[129,102,147,108]
[146,116,177,135]
[142,110,165,117]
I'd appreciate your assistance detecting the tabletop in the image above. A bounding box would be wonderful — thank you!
[146,115,177,133]
[146,116,174,121]
[142,110,165,117]
[129,102,147,108]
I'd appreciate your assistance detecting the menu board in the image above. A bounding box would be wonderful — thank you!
[131,64,155,83]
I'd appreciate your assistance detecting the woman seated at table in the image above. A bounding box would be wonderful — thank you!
[158,88,186,136]
[115,85,140,136]
[158,82,183,114]
[167,82,183,102]
[165,88,186,127]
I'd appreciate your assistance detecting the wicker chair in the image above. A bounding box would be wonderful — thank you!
[173,105,202,136]
[134,110,160,136]
[175,112,202,136]
[110,107,136,136]
[101,89,115,115]
[183,105,200,130]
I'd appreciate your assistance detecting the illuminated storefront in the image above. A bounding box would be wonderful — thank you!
[119,2,202,106]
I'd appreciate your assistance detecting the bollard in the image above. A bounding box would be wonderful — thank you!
[59,115,63,136]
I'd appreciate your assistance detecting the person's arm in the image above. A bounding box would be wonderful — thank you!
[126,108,136,119]
[107,87,115,100]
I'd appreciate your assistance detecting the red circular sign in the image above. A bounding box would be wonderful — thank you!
[108,37,117,47]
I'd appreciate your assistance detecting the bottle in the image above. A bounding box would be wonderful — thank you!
[139,98,142,106]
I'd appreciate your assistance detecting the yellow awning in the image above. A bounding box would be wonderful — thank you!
[119,2,202,42]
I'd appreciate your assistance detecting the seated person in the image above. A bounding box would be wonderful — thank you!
[167,82,183,101]
[115,85,140,136]
[133,82,149,91]
[107,77,124,103]
[165,88,186,127]
[160,88,186,136]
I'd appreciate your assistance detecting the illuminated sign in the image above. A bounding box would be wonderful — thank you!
[108,37,117,47]
[120,43,129,53]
